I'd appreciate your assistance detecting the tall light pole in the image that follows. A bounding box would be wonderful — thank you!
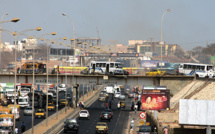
[62,13,77,108]
[0,16,19,69]
[3,27,41,134]
[41,32,56,127]
[160,9,170,69]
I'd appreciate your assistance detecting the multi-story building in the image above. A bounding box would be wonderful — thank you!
[129,40,177,56]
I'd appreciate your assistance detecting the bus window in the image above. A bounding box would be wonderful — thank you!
[115,63,122,68]
[96,63,100,67]
[110,63,114,68]
[184,64,187,69]
[200,66,205,71]
[188,65,192,69]
[102,63,106,67]
[196,66,200,70]
[207,66,213,70]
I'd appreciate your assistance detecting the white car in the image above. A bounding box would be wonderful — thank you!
[119,95,125,100]
[114,92,121,98]
[79,110,90,120]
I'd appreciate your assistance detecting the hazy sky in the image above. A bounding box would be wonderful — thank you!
[1,0,215,50]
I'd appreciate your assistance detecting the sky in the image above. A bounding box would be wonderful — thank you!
[1,0,215,50]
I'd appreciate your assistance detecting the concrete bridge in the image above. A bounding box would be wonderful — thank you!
[0,74,196,94]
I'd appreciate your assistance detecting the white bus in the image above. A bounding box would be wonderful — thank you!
[178,63,215,78]
[89,61,127,75]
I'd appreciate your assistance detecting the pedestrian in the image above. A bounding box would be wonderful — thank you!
[21,122,26,133]
[79,102,82,109]
[130,119,134,129]
[164,126,168,134]
[131,101,134,111]
[154,126,157,132]
[93,87,95,93]
[138,94,141,101]
[137,101,141,111]
[15,126,18,134]
[109,100,112,109]
[117,102,120,110]
[105,102,108,109]
[111,94,114,102]
[81,101,85,109]
[134,104,138,114]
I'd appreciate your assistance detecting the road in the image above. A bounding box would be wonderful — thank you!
[15,84,91,132]
[58,88,133,134]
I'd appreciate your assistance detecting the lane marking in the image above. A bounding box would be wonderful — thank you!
[112,110,121,134]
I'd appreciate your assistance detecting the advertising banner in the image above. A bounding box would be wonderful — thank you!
[141,90,170,110]
[0,83,14,93]
[211,56,215,65]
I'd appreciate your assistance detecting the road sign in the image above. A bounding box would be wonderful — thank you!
[139,112,146,119]
[140,120,144,125]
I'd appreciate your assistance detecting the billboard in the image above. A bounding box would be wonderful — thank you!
[141,90,170,110]
[211,56,215,65]
[179,99,215,126]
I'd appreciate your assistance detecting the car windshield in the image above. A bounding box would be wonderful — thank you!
[80,111,87,113]
[25,107,32,110]
[66,119,76,123]
[21,88,30,92]
[60,99,66,102]
[97,123,106,126]
[37,110,44,113]
[19,98,28,102]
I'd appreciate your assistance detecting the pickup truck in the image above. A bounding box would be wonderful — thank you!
[145,69,166,76]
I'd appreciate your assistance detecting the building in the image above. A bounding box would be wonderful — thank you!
[116,44,128,53]
[129,40,177,56]
[71,38,101,49]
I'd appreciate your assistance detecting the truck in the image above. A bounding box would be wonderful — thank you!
[104,86,114,94]
[58,84,66,92]
[7,104,20,121]
[18,95,29,108]
[20,88,31,96]
[6,88,18,99]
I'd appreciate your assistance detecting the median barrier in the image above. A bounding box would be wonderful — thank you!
[23,85,102,134]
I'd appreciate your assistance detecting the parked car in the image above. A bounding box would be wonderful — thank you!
[64,119,79,133]
[145,69,166,76]
[79,110,90,120]
[128,92,134,98]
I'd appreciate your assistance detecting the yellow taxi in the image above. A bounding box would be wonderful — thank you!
[48,104,55,111]
[95,122,108,134]
[145,69,166,76]
[35,109,46,119]
[60,99,68,107]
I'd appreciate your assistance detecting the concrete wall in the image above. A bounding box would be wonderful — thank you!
[0,75,194,94]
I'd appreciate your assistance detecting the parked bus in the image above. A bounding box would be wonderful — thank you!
[20,62,46,74]
[177,63,215,78]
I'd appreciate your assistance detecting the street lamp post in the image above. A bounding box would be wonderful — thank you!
[160,9,170,69]
[9,27,41,134]
[0,16,20,69]
[62,13,76,107]
[40,32,56,127]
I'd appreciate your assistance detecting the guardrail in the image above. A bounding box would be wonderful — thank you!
[23,85,102,134]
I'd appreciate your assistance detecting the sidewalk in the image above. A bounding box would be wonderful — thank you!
[25,87,101,134]
[129,111,143,134]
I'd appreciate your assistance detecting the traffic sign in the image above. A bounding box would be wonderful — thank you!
[139,112,146,119]
[140,120,144,125]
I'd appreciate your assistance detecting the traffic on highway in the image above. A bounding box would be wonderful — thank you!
[0,83,91,134]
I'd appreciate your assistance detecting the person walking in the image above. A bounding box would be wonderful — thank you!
[109,100,112,109]
[134,104,138,114]
[131,101,134,111]
[105,102,108,109]
[21,122,26,133]
[164,126,168,134]
[117,102,120,110]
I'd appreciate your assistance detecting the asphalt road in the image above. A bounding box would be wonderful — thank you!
[15,84,91,132]
[58,89,134,134]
